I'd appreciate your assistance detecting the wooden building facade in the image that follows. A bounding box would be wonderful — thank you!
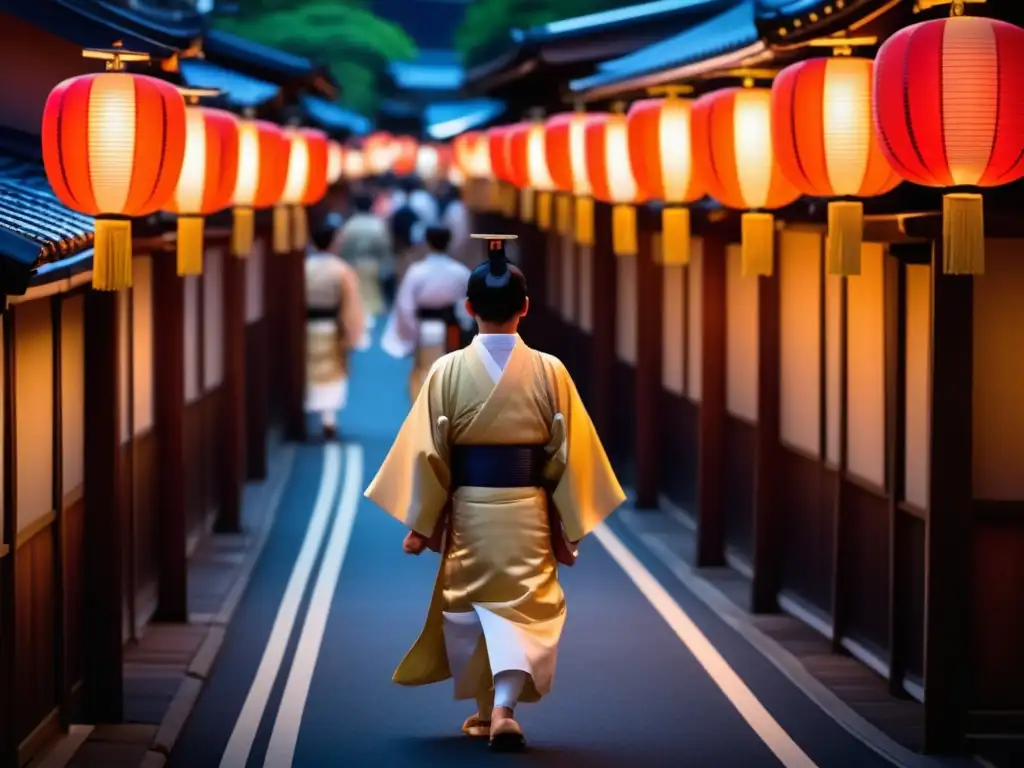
[0,2,351,764]
[467,0,1024,756]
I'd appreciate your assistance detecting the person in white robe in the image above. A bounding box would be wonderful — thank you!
[366,234,624,751]
[305,216,366,439]
[439,183,472,268]
[380,224,474,401]
[338,190,390,325]
[391,175,440,226]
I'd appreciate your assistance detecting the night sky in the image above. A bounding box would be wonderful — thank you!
[371,0,471,50]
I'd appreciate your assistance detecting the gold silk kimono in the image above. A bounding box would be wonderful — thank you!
[365,337,625,703]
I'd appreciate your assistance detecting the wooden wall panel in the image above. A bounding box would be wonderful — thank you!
[560,236,575,322]
[662,264,685,395]
[615,254,637,364]
[825,274,843,466]
[845,244,886,487]
[14,525,56,745]
[687,239,703,402]
[973,241,1024,500]
[904,265,931,510]
[61,297,84,495]
[63,494,85,697]
[578,246,593,333]
[15,300,53,533]
[779,231,822,456]
[132,256,154,435]
[725,245,758,421]
[203,249,225,392]
[245,240,265,324]
[184,276,201,405]
[118,290,130,445]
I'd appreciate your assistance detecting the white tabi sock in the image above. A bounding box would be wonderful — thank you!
[321,409,337,428]
[492,670,527,711]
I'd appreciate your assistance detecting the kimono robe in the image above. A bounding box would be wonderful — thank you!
[338,212,390,320]
[365,335,625,703]
[304,251,366,416]
[379,252,474,401]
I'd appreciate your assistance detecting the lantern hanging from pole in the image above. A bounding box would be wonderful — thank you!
[585,110,641,257]
[163,102,240,275]
[455,131,492,210]
[275,128,309,254]
[544,111,593,242]
[391,135,419,176]
[874,9,1024,275]
[627,88,704,265]
[343,147,366,180]
[545,111,597,245]
[773,57,900,276]
[416,143,442,185]
[230,118,289,257]
[507,122,535,222]
[42,45,187,290]
[293,127,328,251]
[693,87,800,276]
[326,140,344,186]
[526,121,555,231]
[488,125,517,217]
[364,131,394,175]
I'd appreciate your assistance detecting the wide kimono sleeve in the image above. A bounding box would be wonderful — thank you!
[544,359,626,543]
[364,358,451,537]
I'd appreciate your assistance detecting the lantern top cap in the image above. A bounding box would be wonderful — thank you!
[916,0,982,15]
[82,42,150,71]
[471,234,517,240]
[646,84,693,99]
[178,86,221,105]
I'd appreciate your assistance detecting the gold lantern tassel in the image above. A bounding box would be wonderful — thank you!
[555,194,572,235]
[520,188,535,222]
[661,207,691,265]
[92,217,133,291]
[177,216,205,276]
[489,180,502,212]
[292,206,309,251]
[612,204,637,257]
[273,205,291,254]
[575,196,594,246]
[741,212,775,276]
[827,201,863,276]
[537,191,552,231]
[232,207,254,258]
[942,193,985,275]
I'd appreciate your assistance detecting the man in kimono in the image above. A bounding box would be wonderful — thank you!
[379,224,475,401]
[338,191,390,324]
[304,215,366,439]
[366,234,625,752]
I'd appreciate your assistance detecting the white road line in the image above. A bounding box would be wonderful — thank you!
[592,523,819,768]
[219,445,343,768]
[263,444,364,767]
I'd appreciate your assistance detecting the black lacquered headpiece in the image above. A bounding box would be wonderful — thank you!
[470,233,517,286]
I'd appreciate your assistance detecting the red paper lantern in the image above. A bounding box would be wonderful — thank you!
[326,140,344,186]
[42,70,187,289]
[627,95,705,264]
[487,126,514,183]
[693,87,800,275]
[585,112,641,256]
[874,15,1024,273]
[391,135,419,176]
[773,57,900,274]
[229,119,289,257]
[299,128,329,206]
[545,112,596,243]
[507,122,532,190]
[364,131,394,175]
[163,106,240,274]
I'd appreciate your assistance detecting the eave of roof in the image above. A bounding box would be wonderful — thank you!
[570,0,764,99]
[517,0,726,43]
[202,28,316,81]
[64,0,204,48]
[179,57,281,109]
[424,99,506,140]
[300,95,372,137]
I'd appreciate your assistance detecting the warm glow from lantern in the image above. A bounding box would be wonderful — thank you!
[660,101,695,201]
[943,17,998,186]
[281,130,309,205]
[344,149,366,179]
[569,116,591,196]
[173,109,208,212]
[233,121,261,206]
[466,134,492,178]
[392,136,419,176]
[327,140,344,185]
[88,74,137,213]
[416,144,439,182]
[822,61,871,194]
[733,89,773,209]
[364,132,394,174]
[527,123,554,191]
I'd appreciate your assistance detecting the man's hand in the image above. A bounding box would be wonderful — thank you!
[403,530,428,555]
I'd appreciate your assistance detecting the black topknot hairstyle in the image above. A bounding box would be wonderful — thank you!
[466,236,528,324]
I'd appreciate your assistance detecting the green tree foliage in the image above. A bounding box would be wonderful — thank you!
[213,0,417,116]
[455,0,640,66]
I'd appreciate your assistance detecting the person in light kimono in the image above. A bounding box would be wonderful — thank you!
[304,216,366,439]
[366,234,625,752]
[338,191,389,325]
[379,224,476,402]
